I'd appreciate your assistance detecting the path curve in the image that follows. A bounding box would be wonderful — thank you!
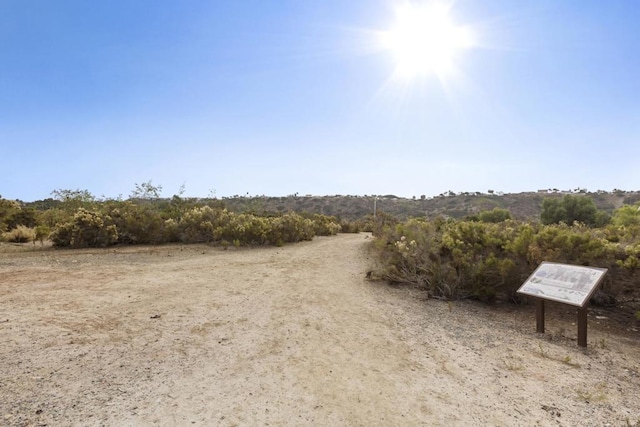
[1,234,638,426]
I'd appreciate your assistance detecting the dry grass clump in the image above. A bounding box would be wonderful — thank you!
[2,225,36,243]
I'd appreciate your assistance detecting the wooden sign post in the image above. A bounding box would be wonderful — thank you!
[517,262,608,347]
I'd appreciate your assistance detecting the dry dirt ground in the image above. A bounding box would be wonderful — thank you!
[1,234,639,426]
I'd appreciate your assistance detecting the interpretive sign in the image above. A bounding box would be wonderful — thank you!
[517,262,608,347]
[517,262,607,307]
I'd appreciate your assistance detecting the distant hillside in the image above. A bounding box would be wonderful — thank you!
[219,190,640,221]
[22,189,640,222]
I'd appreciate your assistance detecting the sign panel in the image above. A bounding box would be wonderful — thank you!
[517,262,607,307]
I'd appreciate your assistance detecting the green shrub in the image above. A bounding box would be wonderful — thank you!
[50,209,118,248]
[370,217,639,305]
[38,208,71,229]
[34,225,50,244]
[5,208,37,230]
[162,218,180,243]
[173,209,323,246]
[477,208,512,223]
[0,198,36,232]
[105,201,166,244]
[339,219,361,233]
[0,198,21,232]
[42,200,343,249]
[440,220,523,300]
[610,203,640,241]
[372,211,399,237]
[612,203,640,228]
[373,218,456,295]
[267,213,315,245]
[214,213,271,245]
[179,206,228,243]
[49,222,74,247]
[526,223,613,266]
[305,214,341,236]
[540,195,608,227]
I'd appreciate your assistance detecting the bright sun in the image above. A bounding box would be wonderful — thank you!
[381,2,474,79]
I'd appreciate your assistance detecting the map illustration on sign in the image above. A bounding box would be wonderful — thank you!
[517,262,607,307]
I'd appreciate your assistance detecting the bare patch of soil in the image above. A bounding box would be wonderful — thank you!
[1,235,639,426]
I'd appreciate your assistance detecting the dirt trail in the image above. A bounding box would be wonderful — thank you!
[1,234,639,426]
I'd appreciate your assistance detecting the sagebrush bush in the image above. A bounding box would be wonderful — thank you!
[50,222,74,247]
[370,217,640,305]
[267,213,315,246]
[104,201,166,244]
[180,206,227,243]
[50,209,118,248]
[339,219,362,233]
[46,203,339,248]
[372,211,398,236]
[162,218,180,243]
[214,213,271,245]
[305,214,341,236]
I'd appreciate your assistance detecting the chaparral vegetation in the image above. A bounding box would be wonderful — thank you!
[0,183,349,249]
[368,194,640,320]
[1,185,639,319]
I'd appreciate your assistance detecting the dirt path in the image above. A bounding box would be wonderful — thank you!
[1,234,639,426]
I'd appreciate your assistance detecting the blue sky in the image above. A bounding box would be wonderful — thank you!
[1,0,639,201]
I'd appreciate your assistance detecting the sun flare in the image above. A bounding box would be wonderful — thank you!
[381,3,474,79]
